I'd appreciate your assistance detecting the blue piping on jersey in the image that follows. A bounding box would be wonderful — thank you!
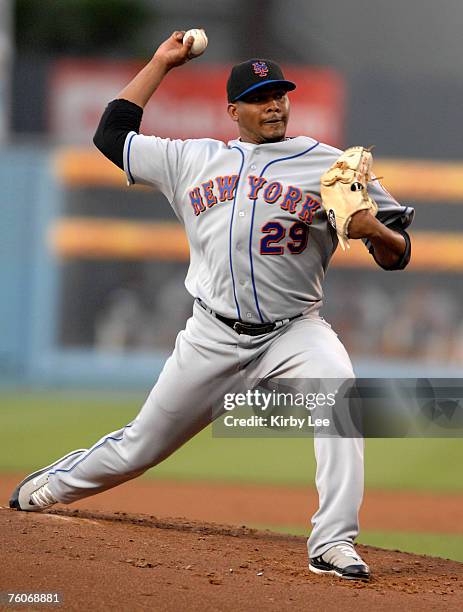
[229,146,246,320]
[49,423,134,476]
[126,132,136,184]
[249,141,320,322]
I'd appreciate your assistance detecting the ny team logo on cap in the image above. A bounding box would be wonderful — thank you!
[252,61,269,78]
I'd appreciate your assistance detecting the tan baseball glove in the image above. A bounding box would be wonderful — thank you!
[320,146,378,250]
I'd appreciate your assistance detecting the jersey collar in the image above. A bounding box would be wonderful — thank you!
[227,136,297,150]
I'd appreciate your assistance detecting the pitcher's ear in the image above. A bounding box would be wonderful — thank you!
[227,103,239,122]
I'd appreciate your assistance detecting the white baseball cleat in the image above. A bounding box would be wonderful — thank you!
[9,449,87,512]
[309,543,370,581]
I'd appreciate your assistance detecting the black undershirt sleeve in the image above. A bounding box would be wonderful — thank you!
[93,99,143,170]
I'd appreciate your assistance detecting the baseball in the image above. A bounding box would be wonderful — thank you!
[183,28,208,56]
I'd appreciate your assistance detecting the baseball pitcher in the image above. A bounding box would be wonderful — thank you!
[10,31,414,581]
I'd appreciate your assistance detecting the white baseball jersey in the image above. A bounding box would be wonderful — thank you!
[123,133,410,322]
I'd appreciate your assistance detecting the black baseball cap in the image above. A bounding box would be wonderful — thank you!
[227,59,296,102]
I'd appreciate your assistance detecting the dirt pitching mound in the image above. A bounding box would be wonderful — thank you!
[1,507,462,612]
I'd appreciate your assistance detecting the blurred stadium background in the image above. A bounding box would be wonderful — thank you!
[1,0,462,561]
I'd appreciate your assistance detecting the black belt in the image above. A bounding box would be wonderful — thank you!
[196,298,302,336]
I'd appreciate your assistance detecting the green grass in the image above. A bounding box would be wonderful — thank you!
[256,524,463,563]
[358,530,463,562]
[1,391,462,492]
